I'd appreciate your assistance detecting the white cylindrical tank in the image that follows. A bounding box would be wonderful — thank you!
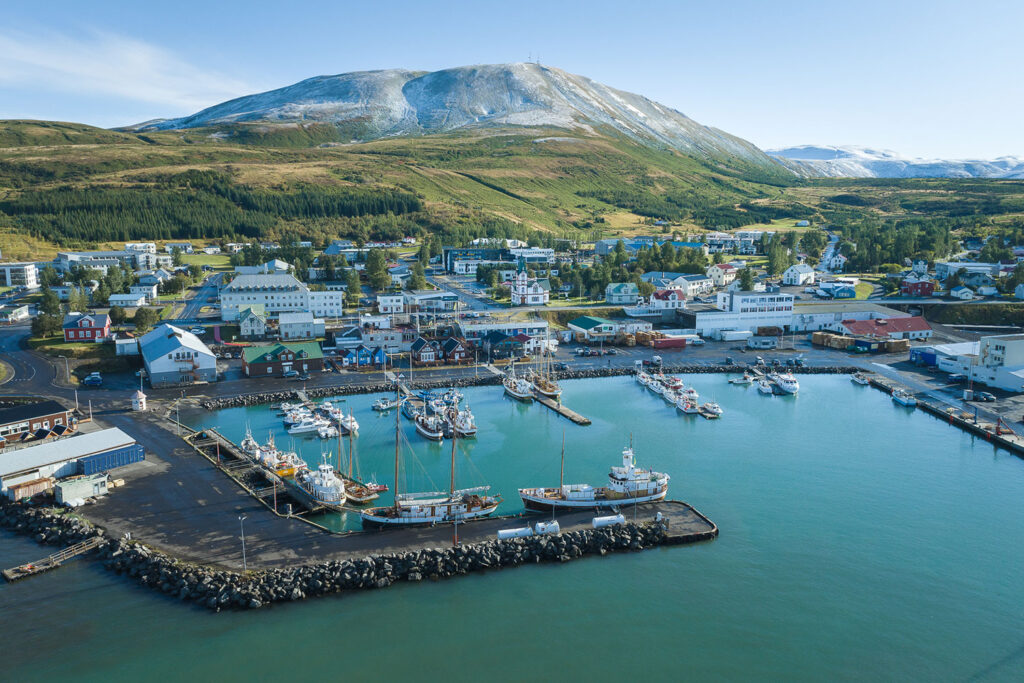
[592,514,625,528]
[497,527,534,540]
[534,520,560,536]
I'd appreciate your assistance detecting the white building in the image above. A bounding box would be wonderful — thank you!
[935,261,999,280]
[679,291,795,335]
[939,334,1024,393]
[783,264,816,286]
[203,246,222,255]
[278,312,325,340]
[624,288,687,318]
[129,284,159,302]
[235,259,292,275]
[508,270,550,306]
[239,306,267,338]
[139,324,217,387]
[706,263,738,287]
[949,286,975,301]
[790,303,910,333]
[107,294,147,307]
[0,262,39,289]
[124,242,156,254]
[164,242,194,254]
[219,273,344,321]
[377,294,405,314]
[673,274,714,298]
[135,253,174,270]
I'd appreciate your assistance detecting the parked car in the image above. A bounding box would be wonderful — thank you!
[82,372,103,387]
[553,362,569,371]
[190,327,206,335]
[607,348,618,355]
[949,374,967,382]
[296,373,311,381]
[283,370,300,378]
[975,391,996,402]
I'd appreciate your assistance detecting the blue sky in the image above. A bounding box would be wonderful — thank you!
[1,0,1021,158]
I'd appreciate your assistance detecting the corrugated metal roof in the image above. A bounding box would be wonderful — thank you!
[139,324,215,362]
[0,428,135,478]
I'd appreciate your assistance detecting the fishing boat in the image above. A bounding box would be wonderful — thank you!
[757,378,775,395]
[677,396,699,414]
[288,457,347,512]
[729,373,754,385]
[636,371,651,387]
[851,373,871,385]
[288,416,328,435]
[317,425,339,440]
[402,399,420,420]
[240,428,260,457]
[702,401,723,416]
[448,406,478,438]
[414,413,445,441]
[442,388,464,405]
[337,410,359,434]
[361,380,501,528]
[663,389,679,405]
[891,388,917,407]
[257,434,306,477]
[518,441,669,511]
[373,396,399,411]
[647,379,665,395]
[769,371,800,395]
[660,374,684,392]
[503,365,534,402]
[681,386,699,401]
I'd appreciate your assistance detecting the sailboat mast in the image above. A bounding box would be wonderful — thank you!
[394,377,401,510]
[337,417,343,474]
[449,418,457,497]
[348,408,354,479]
[559,431,565,490]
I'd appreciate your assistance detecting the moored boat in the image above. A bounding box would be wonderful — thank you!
[503,366,534,402]
[288,458,347,512]
[851,373,871,385]
[729,373,754,385]
[757,378,775,395]
[448,406,478,438]
[373,396,399,411]
[414,413,445,441]
[288,416,328,435]
[891,388,917,406]
[677,396,699,414]
[769,371,800,394]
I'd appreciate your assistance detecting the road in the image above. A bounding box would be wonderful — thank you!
[181,272,223,320]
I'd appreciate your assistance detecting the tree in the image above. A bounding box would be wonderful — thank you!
[31,313,62,338]
[980,238,1012,263]
[491,284,511,300]
[171,246,184,266]
[365,248,391,291]
[548,275,562,294]
[39,289,61,316]
[67,286,90,313]
[712,252,725,265]
[407,263,427,291]
[345,268,362,308]
[188,264,202,281]
[92,283,110,306]
[739,267,755,291]
[638,280,656,297]
[108,305,127,325]
[38,264,60,288]
[132,307,160,334]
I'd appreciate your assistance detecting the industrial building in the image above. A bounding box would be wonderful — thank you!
[0,428,143,499]
[678,292,795,336]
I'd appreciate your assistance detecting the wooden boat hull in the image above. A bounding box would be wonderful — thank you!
[359,501,500,528]
[518,487,668,511]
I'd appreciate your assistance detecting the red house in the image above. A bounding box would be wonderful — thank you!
[900,280,936,297]
[62,313,110,342]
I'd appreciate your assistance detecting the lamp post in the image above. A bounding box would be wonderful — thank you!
[238,514,248,572]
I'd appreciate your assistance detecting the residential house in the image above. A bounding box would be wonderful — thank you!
[139,324,217,387]
[107,294,147,308]
[901,278,936,297]
[164,242,194,254]
[935,261,998,281]
[404,290,460,312]
[410,337,440,365]
[203,246,222,255]
[640,271,687,288]
[479,330,523,358]
[340,345,375,368]
[124,242,156,254]
[239,305,268,338]
[0,400,73,445]
[377,294,404,314]
[949,286,974,301]
[62,313,110,342]
[441,337,471,364]
[278,311,325,340]
[234,259,292,275]
[1015,283,1024,301]
[605,282,640,305]
[707,263,738,287]
[136,269,173,287]
[129,284,159,302]
[962,272,997,289]
[388,264,411,287]
[324,326,362,351]
[912,259,929,276]
[673,274,714,298]
[0,304,30,323]
[323,240,355,256]
[361,324,405,353]
[242,342,323,377]
[782,264,816,286]
[135,253,175,270]
[567,316,620,342]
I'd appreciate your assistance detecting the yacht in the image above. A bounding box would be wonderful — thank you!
[519,444,669,511]
[337,411,359,435]
[663,389,680,405]
[288,416,329,435]
[373,396,399,411]
[891,388,917,407]
[769,372,800,395]
[702,401,723,416]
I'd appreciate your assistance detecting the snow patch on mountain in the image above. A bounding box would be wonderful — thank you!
[768,145,1024,179]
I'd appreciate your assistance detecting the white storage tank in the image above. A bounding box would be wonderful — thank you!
[497,527,534,540]
[592,514,625,528]
[534,520,560,536]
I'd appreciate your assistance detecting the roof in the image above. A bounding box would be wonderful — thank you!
[242,342,323,364]
[652,288,685,300]
[951,286,972,293]
[139,324,215,362]
[0,400,70,426]
[712,263,737,271]
[278,311,317,325]
[640,271,686,282]
[223,273,305,292]
[441,337,467,353]
[410,337,437,352]
[678,274,711,282]
[569,316,617,330]
[787,264,815,274]
[606,282,638,294]
[841,316,932,336]
[62,312,109,329]
[512,333,532,342]
[0,428,135,479]
[239,305,267,322]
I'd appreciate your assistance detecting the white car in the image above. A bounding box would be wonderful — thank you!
[190,327,206,335]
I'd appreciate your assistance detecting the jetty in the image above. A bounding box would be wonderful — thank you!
[3,536,104,582]
[532,392,592,425]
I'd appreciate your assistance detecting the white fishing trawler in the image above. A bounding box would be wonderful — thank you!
[288,457,347,511]
[415,413,445,441]
[361,378,501,528]
[373,396,399,411]
[677,396,699,414]
[891,388,917,407]
[448,406,478,438]
[519,442,669,511]
[503,365,534,402]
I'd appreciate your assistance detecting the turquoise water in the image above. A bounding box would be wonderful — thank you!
[4,375,1024,681]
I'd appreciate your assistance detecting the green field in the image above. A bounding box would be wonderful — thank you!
[181,252,232,269]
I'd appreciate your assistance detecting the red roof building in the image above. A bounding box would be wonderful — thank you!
[839,316,933,340]
[900,280,936,297]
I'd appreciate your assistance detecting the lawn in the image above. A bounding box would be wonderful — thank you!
[854,282,875,299]
[27,336,114,360]
[546,296,607,307]
[181,252,232,270]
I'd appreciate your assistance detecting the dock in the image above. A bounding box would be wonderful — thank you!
[533,392,592,425]
[2,536,104,582]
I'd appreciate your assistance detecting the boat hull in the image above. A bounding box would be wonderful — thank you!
[359,502,499,528]
[518,488,668,511]
[504,386,533,402]
[285,479,347,512]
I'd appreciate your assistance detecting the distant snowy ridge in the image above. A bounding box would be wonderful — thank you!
[768,145,1024,179]
[132,62,783,173]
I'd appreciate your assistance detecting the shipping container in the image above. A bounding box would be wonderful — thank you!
[720,330,753,342]
[652,337,687,349]
[6,476,55,501]
[78,444,145,475]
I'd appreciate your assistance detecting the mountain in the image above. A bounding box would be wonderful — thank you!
[132,62,787,179]
[768,145,1024,179]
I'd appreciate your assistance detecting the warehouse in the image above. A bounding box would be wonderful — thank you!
[0,428,142,499]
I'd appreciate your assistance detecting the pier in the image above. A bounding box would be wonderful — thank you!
[2,536,104,582]
[532,392,592,425]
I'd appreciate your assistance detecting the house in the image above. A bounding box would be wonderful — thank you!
[962,272,997,289]
[323,239,355,256]
[479,330,523,357]
[950,286,974,301]
[239,305,268,338]
[0,400,74,446]
[377,294,404,314]
[441,337,471,364]
[567,316,620,342]
[203,246,222,255]
[404,290,460,312]
[242,342,323,377]
[410,337,440,365]
[640,271,687,288]
[508,268,550,306]
[164,242,194,254]
[912,259,929,276]
[112,331,139,356]
[839,316,933,340]
[107,294,147,308]
[325,326,362,350]
[135,253,175,270]
[673,274,714,298]
[707,263,738,287]
[605,282,640,305]
[139,324,217,387]
[935,261,998,281]
[978,286,999,297]
[62,313,110,343]
[124,242,156,254]
[782,264,816,287]
[129,284,159,302]
[137,269,174,287]
[901,279,936,297]
[340,345,375,367]
[0,304,30,323]
[278,311,325,340]
[795,220,811,227]
[388,264,411,286]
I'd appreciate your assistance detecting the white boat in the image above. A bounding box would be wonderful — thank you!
[256,434,307,477]
[851,373,871,385]
[660,375,684,392]
[757,379,775,395]
[338,411,359,434]
[318,425,339,439]
[703,401,723,416]
[414,413,445,441]
[647,380,664,395]
[288,458,347,511]
[636,372,651,387]
[729,374,754,385]
[663,389,679,405]
[240,428,260,457]
[373,397,399,411]
[769,372,800,394]
[682,387,699,401]
[449,407,478,438]
[519,444,669,511]
[288,417,329,435]
[677,397,699,414]
[892,389,917,407]
[283,408,312,426]
[361,381,501,528]
[503,367,534,402]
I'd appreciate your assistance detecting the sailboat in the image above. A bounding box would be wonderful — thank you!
[529,331,562,398]
[336,423,379,505]
[360,379,501,528]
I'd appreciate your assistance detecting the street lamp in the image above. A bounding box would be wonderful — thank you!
[238,514,248,572]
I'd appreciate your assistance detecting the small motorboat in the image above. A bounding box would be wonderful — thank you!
[373,397,399,411]
[851,373,871,385]
[318,425,339,439]
[892,389,917,407]
[729,374,754,385]
[757,379,775,395]
[702,401,723,416]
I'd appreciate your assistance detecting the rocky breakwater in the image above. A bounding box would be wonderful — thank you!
[2,497,677,611]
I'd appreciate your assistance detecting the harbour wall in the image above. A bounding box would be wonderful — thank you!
[201,365,859,410]
[1,500,712,612]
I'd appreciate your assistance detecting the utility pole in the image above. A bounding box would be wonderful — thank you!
[238,514,248,572]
